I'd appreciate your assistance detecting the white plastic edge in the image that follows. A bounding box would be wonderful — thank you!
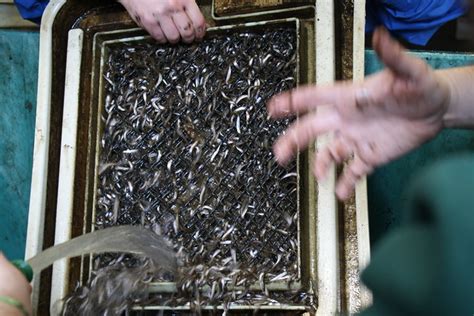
[49,28,84,314]
[353,0,373,311]
[25,0,67,310]
[314,1,339,315]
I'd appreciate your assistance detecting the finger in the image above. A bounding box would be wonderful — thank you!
[273,109,339,165]
[171,11,195,43]
[184,0,206,40]
[313,136,353,181]
[155,14,180,43]
[335,156,373,200]
[373,27,428,80]
[267,84,349,119]
[150,24,167,43]
[141,16,166,43]
[357,141,380,166]
[132,12,143,28]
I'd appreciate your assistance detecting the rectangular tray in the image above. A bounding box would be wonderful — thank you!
[82,18,317,311]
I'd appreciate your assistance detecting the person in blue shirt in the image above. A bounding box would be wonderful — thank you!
[366,0,467,48]
[15,0,207,43]
[16,0,468,47]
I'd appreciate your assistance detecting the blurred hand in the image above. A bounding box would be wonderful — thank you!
[119,0,206,43]
[267,28,450,200]
[0,254,32,315]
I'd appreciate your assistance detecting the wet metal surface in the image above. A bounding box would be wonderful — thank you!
[213,0,313,16]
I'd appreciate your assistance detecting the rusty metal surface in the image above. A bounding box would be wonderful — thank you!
[335,1,364,313]
[214,0,313,16]
[339,195,362,313]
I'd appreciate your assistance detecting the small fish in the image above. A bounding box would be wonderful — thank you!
[210,144,221,162]
[235,116,241,134]
[225,66,232,84]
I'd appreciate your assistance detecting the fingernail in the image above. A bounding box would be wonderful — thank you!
[271,97,283,114]
[267,106,275,118]
[336,186,345,201]
[269,97,279,113]
[314,159,326,181]
[273,145,282,160]
[316,168,327,182]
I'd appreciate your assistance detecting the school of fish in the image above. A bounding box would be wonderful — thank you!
[89,28,315,312]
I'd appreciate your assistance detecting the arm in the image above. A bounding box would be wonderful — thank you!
[0,301,26,316]
[0,255,32,316]
[441,66,474,129]
[118,0,206,43]
[267,27,462,200]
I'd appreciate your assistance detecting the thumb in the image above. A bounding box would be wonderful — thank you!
[373,27,428,80]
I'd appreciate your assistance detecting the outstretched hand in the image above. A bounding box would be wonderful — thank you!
[119,0,206,44]
[267,28,450,200]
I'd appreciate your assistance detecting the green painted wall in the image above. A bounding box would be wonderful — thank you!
[365,50,474,246]
[0,30,39,260]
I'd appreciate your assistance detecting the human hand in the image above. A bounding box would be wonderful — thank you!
[118,0,206,44]
[267,28,450,200]
[0,254,32,315]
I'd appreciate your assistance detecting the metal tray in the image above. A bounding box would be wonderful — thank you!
[82,18,317,312]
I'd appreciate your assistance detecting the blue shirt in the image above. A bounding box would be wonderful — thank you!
[14,0,49,24]
[366,0,468,46]
[16,0,468,46]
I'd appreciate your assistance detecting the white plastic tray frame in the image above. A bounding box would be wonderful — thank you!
[25,1,371,314]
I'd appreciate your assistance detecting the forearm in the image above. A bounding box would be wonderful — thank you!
[0,303,24,316]
[439,66,474,129]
